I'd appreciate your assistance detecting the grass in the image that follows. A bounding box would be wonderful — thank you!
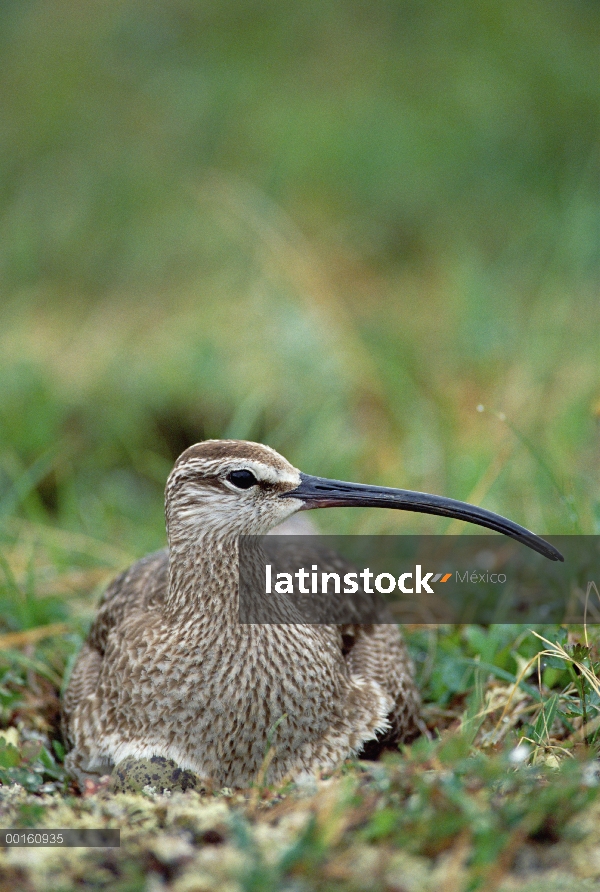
[1,0,600,888]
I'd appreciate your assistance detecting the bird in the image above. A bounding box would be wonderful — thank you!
[62,439,562,793]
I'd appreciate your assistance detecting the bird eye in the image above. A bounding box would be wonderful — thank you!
[226,469,259,490]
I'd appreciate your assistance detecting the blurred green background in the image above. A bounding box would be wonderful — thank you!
[1,0,599,568]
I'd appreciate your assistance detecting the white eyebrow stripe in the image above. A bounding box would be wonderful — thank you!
[223,460,300,486]
[171,457,300,487]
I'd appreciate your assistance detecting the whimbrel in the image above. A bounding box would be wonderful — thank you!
[62,440,562,792]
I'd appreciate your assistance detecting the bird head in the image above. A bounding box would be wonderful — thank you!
[165,440,303,541]
[165,439,562,561]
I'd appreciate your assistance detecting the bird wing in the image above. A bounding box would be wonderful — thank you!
[86,548,169,655]
[61,549,169,749]
[261,537,392,623]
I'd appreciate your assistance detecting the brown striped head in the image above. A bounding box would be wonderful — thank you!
[165,440,303,541]
[165,440,563,561]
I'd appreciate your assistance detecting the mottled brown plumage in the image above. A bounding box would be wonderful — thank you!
[63,439,560,792]
[62,441,421,791]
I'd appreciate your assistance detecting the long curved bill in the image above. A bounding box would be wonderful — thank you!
[285,473,564,562]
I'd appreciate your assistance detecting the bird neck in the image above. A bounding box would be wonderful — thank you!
[166,529,241,618]
[165,528,302,625]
